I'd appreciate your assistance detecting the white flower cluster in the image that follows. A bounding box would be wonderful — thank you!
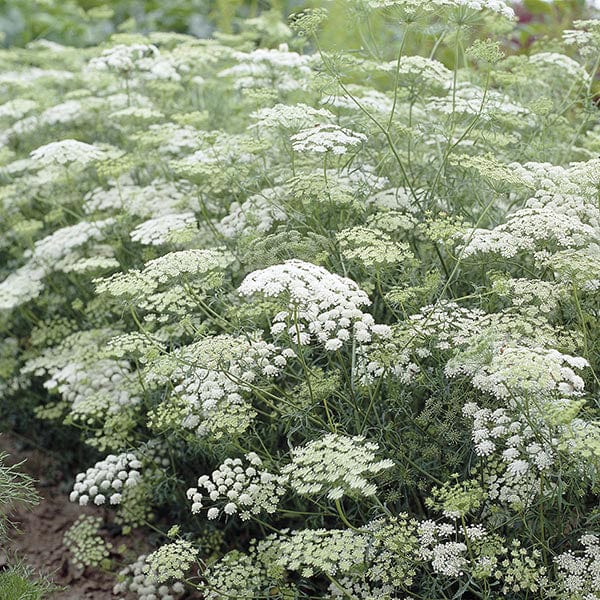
[368,0,515,20]
[0,219,114,310]
[170,132,256,178]
[63,515,111,570]
[290,123,367,155]
[113,553,186,600]
[40,99,86,127]
[88,43,179,80]
[29,139,106,166]
[378,56,452,90]
[529,52,591,85]
[491,277,566,316]
[144,540,198,584]
[265,528,369,578]
[0,98,37,120]
[85,178,195,217]
[216,188,288,239]
[27,219,116,265]
[218,44,316,91]
[200,550,267,600]
[281,433,394,500]
[365,187,422,213]
[249,103,334,131]
[238,260,391,350]
[0,265,46,311]
[56,254,119,275]
[43,358,140,414]
[187,452,284,520]
[336,226,415,268]
[323,86,394,115]
[21,328,116,381]
[461,207,596,259]
[354,326,421,384]
[462,402,556,507]
[417,521,468,577]
[461,158,600,261]
[129,212,197,246]
[70,452,142,506]
[138,123,205,156]
[431,83,532,123]
[447,345,589,401]
[554,534,600,599]
[164,334,294,437]
[96,248,232,301]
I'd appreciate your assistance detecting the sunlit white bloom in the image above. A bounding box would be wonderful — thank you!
[130,212,197,246]
[239,260,390,349]
[291,124,367,155]
[30,139,106,166]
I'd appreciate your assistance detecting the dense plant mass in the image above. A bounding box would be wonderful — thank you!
[2,0,600,598]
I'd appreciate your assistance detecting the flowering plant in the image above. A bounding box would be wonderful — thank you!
[1,1,600,598]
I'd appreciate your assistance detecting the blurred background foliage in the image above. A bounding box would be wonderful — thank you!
[0,0,597,52]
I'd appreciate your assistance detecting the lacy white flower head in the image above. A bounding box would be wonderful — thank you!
[249,103,334,132]
[95,248,232,302]
[0,265,46,311]
[377,55,452,91]
[187,452,285,520]
[0,219,115,311]
[20,328,117,381]
[70,452,142,506]
[322,85,394,115]
[238,260,391,350]
[216,187,288,239]
[261,528,369,578]
[129,212,197,246]
[43,358,140,417]
[554,534,600,598]
[84,178,195,217]
[365,187,423,214]
[529,52,591,86]
[150,333,294,437]
[431,84,532,123]
[144,540,198,584]
[462,402,556,466]
[27,219,115,265]
[462,402,559,507]
[336,226,416,269]
[29,139,106,166]
[113,553,186,600]
[39,99,88,128]
[563,20,600,58]
[354,325,421,385]
[89,43,159,74]
[459,207,597,260]
[218,44,316,91]
[291,123,367,155]
[447,344,589,401]
[63,515,110,570]
[281,433,394,500]
[0,98,37,120]
[491,276,566,317]
[367,0,515,20]
[417,520,469,577]
[199,549,269,600]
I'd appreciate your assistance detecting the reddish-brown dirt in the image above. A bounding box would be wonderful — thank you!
[1,433,147,599]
